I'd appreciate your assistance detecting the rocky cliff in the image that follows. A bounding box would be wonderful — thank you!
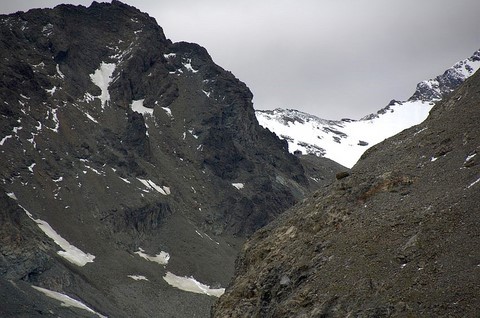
[0,2,339,316]
[213,63,480,316]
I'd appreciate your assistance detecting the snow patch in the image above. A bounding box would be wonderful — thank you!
[28,162,36,173]
[51,108,60,132]
[163,186,171,195]
[12,125,22,134]
[232,183,244,190]
[182,58,198,73]
[161,107,172,117]
[56,64,65,79]
[45,108,60,133]
[119,176,131,184]
[163,272,224,297]
[131,99,153,116]
[6,192,17,200]
[135,247,170,265]
[27,135,37,148]
[80,159,104,176]
[465,153,476,163]
[203,232,220,245]
[0,135,12,146]
[136,178,170,195]
[90,62,116,109]
[188,129,199,139]
[32,286,106,317]
[45,86,57,95]
[83,92,95,103]
[128,275,149,281]
[466,177,480,189]
[84,112,98,123]
[20,205,95,266]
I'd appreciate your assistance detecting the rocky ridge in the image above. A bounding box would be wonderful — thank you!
[0,2,339,317]
[255,49,480,168]
[213,66,480,316]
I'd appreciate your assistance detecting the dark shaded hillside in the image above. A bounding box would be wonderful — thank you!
[213,69,480,316]
[0,2,338,316]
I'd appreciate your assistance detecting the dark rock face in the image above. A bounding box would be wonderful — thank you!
[213,69,480,316]
[0,191,52,281]
[0,2,334,317]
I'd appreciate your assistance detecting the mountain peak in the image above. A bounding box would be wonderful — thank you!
[255,49,480,168]
[0,3,329,316]
[409,48,480,101]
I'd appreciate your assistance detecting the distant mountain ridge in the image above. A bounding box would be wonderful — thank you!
[256,49,480,168]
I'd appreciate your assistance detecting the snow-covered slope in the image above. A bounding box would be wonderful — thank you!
[257,100,432,168]
[256,49,480,168]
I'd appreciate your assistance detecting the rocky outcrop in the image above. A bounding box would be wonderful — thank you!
[0,2,336,316]
[213,65,480,316]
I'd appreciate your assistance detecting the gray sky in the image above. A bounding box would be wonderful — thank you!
[2,1,480,119]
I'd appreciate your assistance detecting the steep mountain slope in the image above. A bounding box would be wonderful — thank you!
[213,64,480,316]
[256,49,480,168]
[0,2,335,317]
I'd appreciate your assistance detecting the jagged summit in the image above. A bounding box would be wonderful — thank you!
[410,49,480,101]
[256,49,480,168]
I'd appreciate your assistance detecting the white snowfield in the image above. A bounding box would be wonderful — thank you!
[163,272,225,297]
[90,62,116,109]
[256,101,432,168]
[32,286,106,318]
[20,205,95,266]
[256,49,480,168]
[135,247,170,266]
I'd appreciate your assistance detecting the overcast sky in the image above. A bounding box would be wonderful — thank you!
[2,1,480,119]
